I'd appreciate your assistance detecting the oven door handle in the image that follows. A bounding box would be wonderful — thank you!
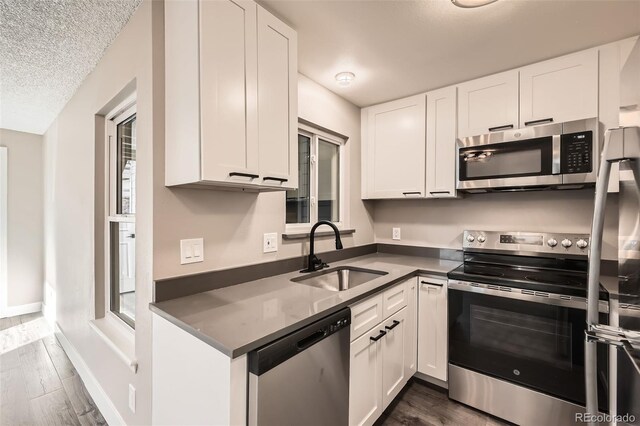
[447,280,609,313]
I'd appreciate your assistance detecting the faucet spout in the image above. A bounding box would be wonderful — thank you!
[301,220,343,273]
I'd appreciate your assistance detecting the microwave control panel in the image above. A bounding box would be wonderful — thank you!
[561,131,593,174]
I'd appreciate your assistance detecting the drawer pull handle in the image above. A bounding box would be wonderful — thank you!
[524,118,553,127]
[385,320,400,331]
[429,191,451,195]
[421,280,443,287]
[229,172,259,179]
[263,176,288,183]
[370,330,387,342]
[402,191,422,196]
[488,124,514,132]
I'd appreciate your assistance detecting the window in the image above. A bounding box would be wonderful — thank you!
[107,104,136,328]
[286,124,344,229]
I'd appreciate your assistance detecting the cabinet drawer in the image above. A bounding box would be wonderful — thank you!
[382,282,408,319]
[351,294,384,341]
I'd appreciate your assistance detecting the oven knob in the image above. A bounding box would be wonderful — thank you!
[577,239,588,249]
[466,235,475,243]
[477,235,486,243]
[561,238,573,248]
[547,238,558,247]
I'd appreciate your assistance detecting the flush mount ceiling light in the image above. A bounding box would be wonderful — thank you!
[335,71,356,87]
[451,0,498,8]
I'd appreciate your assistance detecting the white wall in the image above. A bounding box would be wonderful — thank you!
[152,73,375,279]
[373,188,619,260]
[42,1,157,424]
[0,129,44,311]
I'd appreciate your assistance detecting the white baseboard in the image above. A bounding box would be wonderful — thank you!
[2,301,42,318]
[55,323,127,426]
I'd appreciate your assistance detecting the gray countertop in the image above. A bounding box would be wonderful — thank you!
[150,253,460,358]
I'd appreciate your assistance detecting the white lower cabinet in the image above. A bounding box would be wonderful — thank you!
[381,308,408,408]
[404,278,418,377]
[349,279,414,426]
[417,276,448,382]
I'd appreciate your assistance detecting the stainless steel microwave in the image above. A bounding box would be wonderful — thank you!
[456,118,599,192]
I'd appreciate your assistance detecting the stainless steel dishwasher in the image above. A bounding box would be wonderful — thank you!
[248,308,351,426]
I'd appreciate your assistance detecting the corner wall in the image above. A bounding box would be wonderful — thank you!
[0,129,44,313]
[42,1,155,424]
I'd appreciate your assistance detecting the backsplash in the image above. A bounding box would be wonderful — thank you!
[372,188,619,260]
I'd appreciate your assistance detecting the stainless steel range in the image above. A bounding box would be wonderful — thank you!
[447,230,610,426]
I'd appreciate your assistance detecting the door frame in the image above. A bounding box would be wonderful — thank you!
[0,147,7,317]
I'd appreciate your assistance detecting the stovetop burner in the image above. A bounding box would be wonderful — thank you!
[448,256,608,299]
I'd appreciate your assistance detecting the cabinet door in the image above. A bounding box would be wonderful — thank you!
[349,328,384,426]
[199,0,260,184]
[417,277,448,381]
[520,49,598,128]
[364,95,426,199]
[426,86,457,198]
[381,308,407,408]
[404,278,418,378]
[457,70,519,138]
[257,6,298,190]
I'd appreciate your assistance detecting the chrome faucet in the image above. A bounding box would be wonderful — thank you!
[301,220,343,273]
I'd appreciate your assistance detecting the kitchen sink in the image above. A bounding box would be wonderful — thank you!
[291,266,388,291]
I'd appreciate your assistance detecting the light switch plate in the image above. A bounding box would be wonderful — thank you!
[263,232,278,253]
[180,238,204,264]
[392,228,401,240]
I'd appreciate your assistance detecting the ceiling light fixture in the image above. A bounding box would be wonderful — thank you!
[335,71,356,87]
[451,0,498,8]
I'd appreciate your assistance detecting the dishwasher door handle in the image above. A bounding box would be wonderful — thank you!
[296,330,328,351]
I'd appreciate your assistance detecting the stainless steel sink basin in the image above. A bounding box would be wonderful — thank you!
[291,266,388,291]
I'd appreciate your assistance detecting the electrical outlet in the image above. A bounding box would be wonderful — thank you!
[263,233,278,253]
[392,227,401,240]
[180,238,204,264]
[128,384,136,413]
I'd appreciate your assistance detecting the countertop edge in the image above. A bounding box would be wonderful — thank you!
[149,263,453,359]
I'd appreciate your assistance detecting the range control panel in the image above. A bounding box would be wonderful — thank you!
[463,230,590,256]
[561,131,593,174]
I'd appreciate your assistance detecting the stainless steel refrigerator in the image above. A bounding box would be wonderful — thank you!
[586,37,640,425]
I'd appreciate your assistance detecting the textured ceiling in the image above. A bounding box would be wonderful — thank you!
[0,0,142,135]
[261,0,640,107]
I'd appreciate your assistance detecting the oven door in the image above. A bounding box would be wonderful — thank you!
[449,282,609,411]
[457,135,562,191]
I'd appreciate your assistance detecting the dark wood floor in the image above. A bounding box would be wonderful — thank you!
[377,379,509,426]
[2,313,507,426]
[0,312,107,426]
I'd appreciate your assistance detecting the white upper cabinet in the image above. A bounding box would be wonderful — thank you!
[426,86,457,198]
[257,6,298,189]
[199,0,259,184]
[165,0,297,190]
[362,95,426,199]
[519,49,598,128]
[457,70,519,138]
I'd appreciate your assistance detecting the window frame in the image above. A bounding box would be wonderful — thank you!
[285,123,347,234]
[105,99,137,331]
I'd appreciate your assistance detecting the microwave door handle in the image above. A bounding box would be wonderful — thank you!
[552,135,561,175]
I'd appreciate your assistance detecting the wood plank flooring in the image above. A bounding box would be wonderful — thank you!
[377,379,511,426]
[0,313,107,426]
